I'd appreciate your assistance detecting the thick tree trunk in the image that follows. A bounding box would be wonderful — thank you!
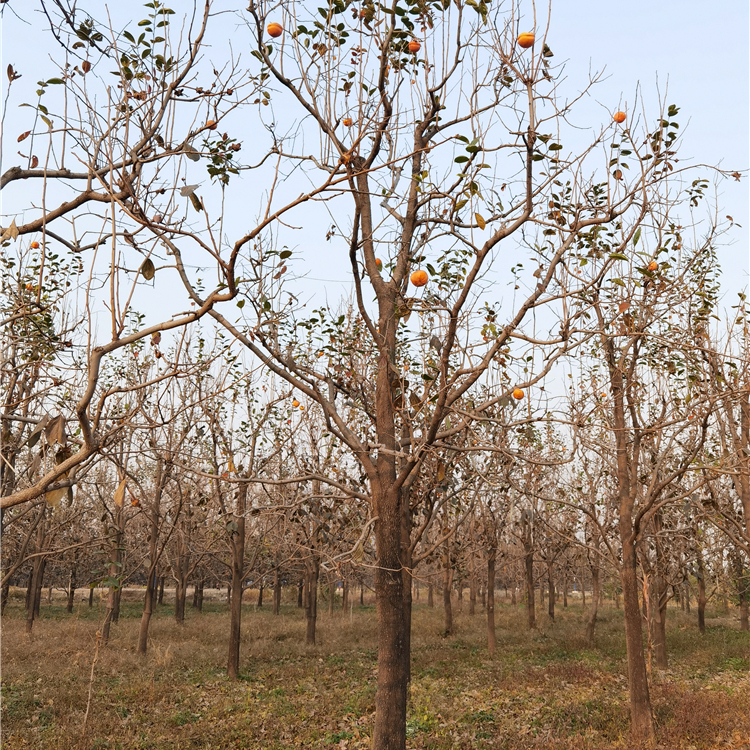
[227,484,247,680]
[487,548,496,655]
[372,485,408,750]
[621,538,654,742]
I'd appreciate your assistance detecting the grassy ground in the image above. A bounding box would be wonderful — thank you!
[1,588,749,749]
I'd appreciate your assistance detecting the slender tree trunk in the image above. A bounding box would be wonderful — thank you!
[697,555,707,635]
[360,581,364,606]
[66,555,78,613]
[137,569,157,655]
[273,569,281,615]
[547,562,555,621]
[297,577,304,608]
[227,484,247,680]
[469,570,476,616]
[585,562,600,643]
[1,579,10,616]
[442,548,453,636]
[304,558,319,645]
[456,576,463,613]
[525,546,536,630]
[157,575,165,605]
[563,571,568,609]
[342,576,349,611]
[427,579,434,608]
[257,583,264,609]
[196,579,204,612]
[487,548,496,655]
[88,585,94,607]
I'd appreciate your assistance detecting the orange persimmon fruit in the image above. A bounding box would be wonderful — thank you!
[517,32,535,48]
[267,22,283,38]
[513,388,524,400]
[613,111,626,124]
[408,40,421,53]
[410,269,428,287]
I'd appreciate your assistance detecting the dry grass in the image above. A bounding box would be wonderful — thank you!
[2,589,749,749]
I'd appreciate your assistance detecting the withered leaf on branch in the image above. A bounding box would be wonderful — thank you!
[0,219,19,242]
[26,415,50,449]
[45,414,67,447]
[179,184,200,197]
[17,131,31,143]
[189,193,203,212]
[140,258,155,281]
[114,478,127,507]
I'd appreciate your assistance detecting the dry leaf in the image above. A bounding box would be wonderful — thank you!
[474,213,486,230]
[0,219,19,242]
[140,258,155,281]
[17,130,31,143]
[437,463,446,481]
[179,184,200,197]
[45,414,67,447]
[618,301,630,313]
[46,486,67,508]
[114,478,127,507]
[82,60,91,74]
[189,193,203,212]
[30,155,38,168]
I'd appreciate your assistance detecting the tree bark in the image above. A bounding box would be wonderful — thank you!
[273,569,281,615]
[257,583,264,609]
[697,554,707,635]
[525,545,536,630]
[66,552,78,614]
[585,562,600,643]
[487,548,496,655]
[227,484,247,680]
[297,577,304,608]
[195,579,204,612]
[427,579,434,608]
[442,547,453,636]
[304,558,319,645]
[157,575,165,605]
[547,562,555,621]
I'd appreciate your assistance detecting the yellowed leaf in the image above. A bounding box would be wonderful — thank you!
[114,478,127,507]
[475,212,486,230]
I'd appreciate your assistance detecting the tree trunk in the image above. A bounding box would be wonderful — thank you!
[297,577,304,608]
[195,579,204,612]
[487,548,496,655]
[328,581,335,615]
[157,575,165,605]
[547,563,555,621]
[585,562,600,643]
[456,576,463,613]
[88,585,94,607]
[525,546,536,630]
[697,555,707,635]
[137,569,157,655]
[227,484,247,681]
[442,548,453,636]
[360,582,364,606]
[304,559,319,645]
[273,569,281,615]
[257,583,264,609]
[371,484,408,750]
[620,537,654,742]
[469,571,476,616]
[563,571,568,609]
[427,580,434,608]
[1,579,9,616]
[342,577,349,611]
[66,556,78,613]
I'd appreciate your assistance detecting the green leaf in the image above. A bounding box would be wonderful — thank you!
[608,252,628,261]
[612,278,625,287]
[237,299,245,309]
[46,78,65,85]
[454,156,469,164]
[279,250,292,259]
[633,228,641,246]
